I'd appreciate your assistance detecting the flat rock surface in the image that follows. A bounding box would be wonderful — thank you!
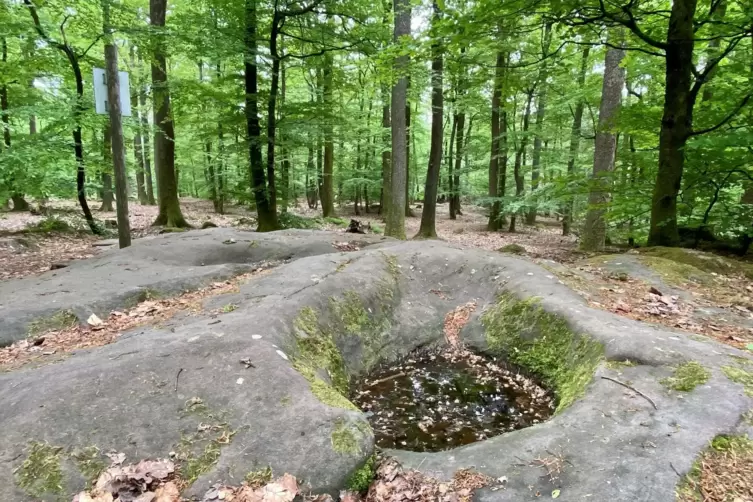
[0,230,751,502]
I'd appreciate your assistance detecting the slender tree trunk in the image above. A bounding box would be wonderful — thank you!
[215,63,225,214]
[1,38,29,212]
[265,13,281,219]
[488,49,506,230]
[279,55,289,213]
[417,0,443,238]
[101,123,115,212]
[321,52,335,217]
[103,0,132,247]
[137,54,155,205]
[130,48,148,205]
[380,84,390,217]
[563,46,590,236]
[245,0,277,231]
[526,23,552,225]
[581,38,626,251]
[447,114,457,218]
[404,78,414,216]
[510,89,534,232]
[647,0,698,246]
[453,110,465,217]
[385,0,410,239]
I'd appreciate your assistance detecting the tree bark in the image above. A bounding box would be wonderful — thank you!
[244,0,277,231]
[416,0,443,238]
[130,46,148,205]
[452,108,465,218]
[385,0,410,239]
[215,63,225,214]
[510,89,534,232]
[563,46,590,236]
[647,0,698,246]
[321,52,335,217]
[447,113,457,217]
[581,38,626,252]
[380,84,390,217]
[265,12,281,220]
[136,54,156,205]
[526,23,553,225]
[405,78,414,216]
[150,0,187,227]
[1,37,29,212]
[103,0,132,248]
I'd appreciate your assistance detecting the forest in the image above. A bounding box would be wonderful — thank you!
[1,0,752,252]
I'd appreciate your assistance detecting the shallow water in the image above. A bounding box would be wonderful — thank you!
[352,351,554,452]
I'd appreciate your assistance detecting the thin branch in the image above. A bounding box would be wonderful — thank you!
[80,34,104,58]
[279,0,323,17]
[689,93,752,136]
[601,376,657,409]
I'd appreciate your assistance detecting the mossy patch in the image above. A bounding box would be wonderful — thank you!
[636,255,713,287]
[27,310,77,337]
[331,418,371,455]
[498,243,526,255]
[605,359,636,370]
[245,466,273,487]
[639,247,753,279]
[660,361,710,392]
[722,361,753,397]
[221,303,238,313]
[482,294,604,412]
[14,441,64,498]
[70,446,107,486]
[346,454,377,492]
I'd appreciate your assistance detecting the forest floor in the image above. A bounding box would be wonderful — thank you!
[1,198,752,501]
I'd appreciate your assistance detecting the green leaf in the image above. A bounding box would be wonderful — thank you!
[746,344,753,352]
[552,489,561,498]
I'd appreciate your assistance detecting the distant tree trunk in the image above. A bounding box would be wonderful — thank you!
[488,50,506,231]
[136,54,156,205]
[404,78,414,216]
[101,123,114,211]
[380,84,390,217]
[306,131,318,208]
[452,108,465,218]
[130,46,148,205]
[1,38,29,212]
[385,0,409,239]
[526,23,552,225]
[581,39,626,251]
[244,0,277,231]
[447,114,457,218]
[151,0,188,228]
[416,0,443,238]
[510,89,534,232]
[279,56,289,213]
[563,46,590,236]
[103,0,132,248]
[321,53,335,217]
[265,12,282,220]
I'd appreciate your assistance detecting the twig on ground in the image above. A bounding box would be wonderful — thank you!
[175,368,184,392]
[669,462,682,478]
[366,372,406,387]
[601,376,658,410]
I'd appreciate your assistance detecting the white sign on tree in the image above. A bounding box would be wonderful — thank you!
[93,68,132,116]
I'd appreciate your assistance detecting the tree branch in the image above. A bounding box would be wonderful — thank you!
[689,93,752,136]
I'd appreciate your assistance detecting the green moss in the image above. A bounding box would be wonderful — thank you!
[331,419,371,455]
[14,441,64,498]
[336,259,353,273]
[710,434,753,452]
[124,288,163,308]
[70,446,106,486]
[181,440,222,485]
[280,394,292,406]
[742,409,753,426]
[293,307,350,394]
[324,216,348,227]
[346,454,377,492]
[639,247,753,279]
[371,223,383,235]
[382,253,400,280]
[636,255,713,286]
[221,303,238,313]
[245,466,273,487]
[660,361,710,392]
[497,243,526,255]
[605,359,636,370]
[722,364,753,396]
[28,217,73,234]
[27,310,77,336]
[482,294,604,412]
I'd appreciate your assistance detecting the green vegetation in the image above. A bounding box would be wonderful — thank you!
[70,446,107,486]
[660,361,710,392]
[346,454,377,492]
[483,294,604,412]
[177,397,234,485]
[605,359,637,370]
[181,440,222,485]
[14,441,64,498]
[635,256,712,287]
[245,466,273,487]
[639,248,753,280]
[676,435,753,502]
[27,310,77,336]
[331,419,371,455]
[278,213,348,230]
[221,303,238,313]
[27,217,73,234]
[722,361,753,397]
[497,243,526,255]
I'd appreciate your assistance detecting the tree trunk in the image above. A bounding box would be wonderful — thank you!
[581,38,626,251]
[452,110,465,218]
[404,77,414,216]
[563,46,590,236]
[526,23,552,225]
[447,114,457,218]
[103,0,132,248]
[380,84,390,217]
[321,53,335,217]
[150,0,188,228]
[416,0,443,238]
[510,89,534,232]
[1,38,29,212]
[215,64,225,214]
[279,56,289,213]
[385,0,410,239]
[130,46,148,205]
[265,13,281,219]
[101,123,115,212]
[647,0,698,246]
[138,53,156,205]
[486,51,502,230]
[244,0,277,231]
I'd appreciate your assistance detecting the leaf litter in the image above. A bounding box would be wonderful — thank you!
[0,264,277,372]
